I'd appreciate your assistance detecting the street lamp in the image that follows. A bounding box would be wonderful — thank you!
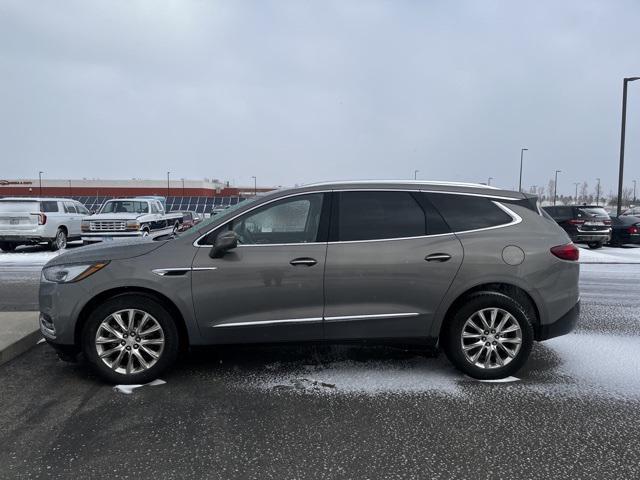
[487,177,493,186]
[573,182,580,205]
[38,171,43,196]
[251,176,257,196]
[633,180,637,204]
[167,171,170,198]
[181,178,185,197]
[553,170,561,206]
[617,77,640,216]
[596,178,601,206]
[518,148,528,192]
[414,170,419,180]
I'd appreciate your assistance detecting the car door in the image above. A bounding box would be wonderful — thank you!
[323,190,463,340]
[63,202,80,237]
[191,192,329,344]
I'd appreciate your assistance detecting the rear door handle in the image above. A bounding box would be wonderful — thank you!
[290,257,318,267]
[425,253,452,262]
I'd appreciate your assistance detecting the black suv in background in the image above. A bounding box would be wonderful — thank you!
[542,205,611,249]
[609,215,640,247]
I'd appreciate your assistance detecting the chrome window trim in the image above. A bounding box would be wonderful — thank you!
[213,317,323,328]
[193,188,524,247]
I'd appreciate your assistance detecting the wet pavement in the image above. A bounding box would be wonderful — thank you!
[0,263,639,478]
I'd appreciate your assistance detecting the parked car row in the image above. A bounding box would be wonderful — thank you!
[542,205,640,248]
[0,196,202,252]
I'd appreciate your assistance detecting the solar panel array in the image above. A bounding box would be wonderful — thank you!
[67,196,248,214]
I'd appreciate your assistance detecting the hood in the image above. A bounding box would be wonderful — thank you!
[86,213,143,221]
[45,239,167,267]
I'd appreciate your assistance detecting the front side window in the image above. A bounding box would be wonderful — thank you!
[150,203,160,214]
[76,203,90,215]
[427,193,513,232]
[64,202,77,214]
[337,191,426,241]
[229,193,324,245]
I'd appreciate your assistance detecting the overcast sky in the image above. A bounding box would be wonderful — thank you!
[1,0,639,195]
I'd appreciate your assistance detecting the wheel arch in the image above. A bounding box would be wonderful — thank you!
[437,282,542,342]
[75,287,190,351]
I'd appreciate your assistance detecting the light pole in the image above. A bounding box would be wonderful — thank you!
[518,148,528,192]
[554,170,561,206]
[573,182,580,204]
[633,180,637,204]
[251,176,257,196]
[38,171,43,196]
[181,178,185,197]
[487,177,493,186]
[68,179,72,196]
[596,178,601,206]
[617,77,640,216]
[414,170,419,180]
[167,171,170,198]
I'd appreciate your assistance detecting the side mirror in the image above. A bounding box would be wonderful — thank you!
[209,231,239,258]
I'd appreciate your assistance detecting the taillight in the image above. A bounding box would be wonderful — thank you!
[551,243,579,261]
[568,219,585,225]
[629,225,639,235]
[31,213,47,225]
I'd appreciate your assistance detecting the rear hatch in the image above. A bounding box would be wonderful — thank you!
[576,207,611,232]
[0,201,40,234]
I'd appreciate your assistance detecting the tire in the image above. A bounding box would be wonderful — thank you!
[141,228,150,237]
[0,242,17,252]
[50,228,67,251]
[82,294,179,384]
[442,291,534,380]
[588,241,603,249]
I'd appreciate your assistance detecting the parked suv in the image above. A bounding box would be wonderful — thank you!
[39,181,580,383]
[542,205,611,249]
[0,197,90,251]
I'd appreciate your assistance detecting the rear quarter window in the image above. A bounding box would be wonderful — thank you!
[426,193,513,232]
[39,201,59,212]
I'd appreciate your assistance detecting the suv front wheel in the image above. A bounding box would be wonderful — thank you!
[442,291,534,380]
[82,294,179,384]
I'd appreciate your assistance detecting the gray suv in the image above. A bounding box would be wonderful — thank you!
[39,181,580,384]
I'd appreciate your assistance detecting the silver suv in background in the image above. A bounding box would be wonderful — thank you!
[39,181,580,384]
[0,197,90,251]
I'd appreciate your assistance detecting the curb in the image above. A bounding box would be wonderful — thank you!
[0,330,42,367]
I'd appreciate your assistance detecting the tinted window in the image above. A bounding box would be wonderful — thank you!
[231,193,324,245]
[577,207,608,218]
[64,202,77,213]
[337,191,426,241]
[40,201,59,213]
[427,193,512,231]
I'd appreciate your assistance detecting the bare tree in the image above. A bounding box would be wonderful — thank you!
[579,182,588,204]
[547,179,556,202]
[537,186,545,201]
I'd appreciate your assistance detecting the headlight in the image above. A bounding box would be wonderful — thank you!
[42,262,109,283]
[126,220,140,230]
[81,220,90,231]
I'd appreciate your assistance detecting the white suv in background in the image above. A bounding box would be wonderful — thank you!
[0,197,90,252]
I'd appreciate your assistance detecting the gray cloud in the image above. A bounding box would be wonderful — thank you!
[0,0,638,195]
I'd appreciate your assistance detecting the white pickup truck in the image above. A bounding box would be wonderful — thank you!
[81,197,183,244]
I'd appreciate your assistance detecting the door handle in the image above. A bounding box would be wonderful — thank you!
[425,253,452,262]
[290,257,318,266]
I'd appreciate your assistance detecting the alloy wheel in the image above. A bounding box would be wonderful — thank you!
[460,307,522,369]
[95,309,165,375]
[56,231,67,249]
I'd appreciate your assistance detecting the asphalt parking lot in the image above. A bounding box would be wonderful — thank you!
[1,247,639,479]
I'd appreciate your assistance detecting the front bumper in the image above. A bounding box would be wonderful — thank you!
[81,232,144,243]
[537,300,580,341]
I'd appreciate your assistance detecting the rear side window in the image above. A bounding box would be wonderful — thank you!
[40,201,59,213]
[336,191,426,241]
[427,193,513,232]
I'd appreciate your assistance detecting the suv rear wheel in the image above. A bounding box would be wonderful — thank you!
[442,291,534,380]
[50,228,67,251]
[82,294,179,384]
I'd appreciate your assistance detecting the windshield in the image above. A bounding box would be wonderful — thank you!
[0,201,40,213]
[100,201,149,214]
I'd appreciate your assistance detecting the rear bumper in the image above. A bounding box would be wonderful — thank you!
[537,300,580,341]
[0,235,49,243]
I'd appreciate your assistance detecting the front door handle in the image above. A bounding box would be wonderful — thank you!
[425,253,452,262]
[290,257,318,267]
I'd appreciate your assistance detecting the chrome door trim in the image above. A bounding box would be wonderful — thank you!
[324,312,420,322]
[213,317,323,328]
[152,267,218,276]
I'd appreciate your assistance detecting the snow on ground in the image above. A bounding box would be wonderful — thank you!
[0,248,64,267]
[578,244,640,264]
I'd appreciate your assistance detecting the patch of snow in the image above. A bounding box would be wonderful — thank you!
[578,245,640,264]
[113,378,166,394]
